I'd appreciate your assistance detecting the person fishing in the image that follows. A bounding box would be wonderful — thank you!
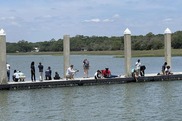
[66,65,79,80]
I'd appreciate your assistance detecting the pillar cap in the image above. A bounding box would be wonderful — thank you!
[0,29,6,35]
[164,28,172,34]
[124,28,131,35]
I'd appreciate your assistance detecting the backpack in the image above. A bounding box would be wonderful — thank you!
[84,60,89,67]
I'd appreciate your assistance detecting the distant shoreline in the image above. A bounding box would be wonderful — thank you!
[7,49,182,57]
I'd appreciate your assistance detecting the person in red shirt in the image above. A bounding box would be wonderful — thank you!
[102,68,111,78]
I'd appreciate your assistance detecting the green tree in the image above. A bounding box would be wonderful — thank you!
[17,40,32,52]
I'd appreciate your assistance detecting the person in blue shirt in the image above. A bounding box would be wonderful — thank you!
[45,66,52,80]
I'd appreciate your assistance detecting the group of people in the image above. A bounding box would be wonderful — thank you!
[7,61,61,82]
[7,63,26,82]
[31,61,61,82]
[132,59,146,80]
[161,62,173,75]
[94,68,118,79]
[132,59,173,81]
[65,58,90,80]
[65,59,118,80]
[6,58,173,82]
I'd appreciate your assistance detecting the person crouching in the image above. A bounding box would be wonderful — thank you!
[66,65,79,80]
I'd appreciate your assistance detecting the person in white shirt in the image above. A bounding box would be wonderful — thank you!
[135,59,141,76]
[94,70,102,79]
[7,63,10,81]
[66,65,78,80]
[165,66,173,75]
[12,70,26,82]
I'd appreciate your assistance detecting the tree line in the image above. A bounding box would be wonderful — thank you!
[6,31,182,53]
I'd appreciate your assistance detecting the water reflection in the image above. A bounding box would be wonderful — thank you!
[1,80,182,120]
[1,55,182,120]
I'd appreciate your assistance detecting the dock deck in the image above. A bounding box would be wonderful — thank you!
[1,72,182,90]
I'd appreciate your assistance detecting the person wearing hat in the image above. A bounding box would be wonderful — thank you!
[66,65,79,80]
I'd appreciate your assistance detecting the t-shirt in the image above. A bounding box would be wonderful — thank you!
[7,64,10,70]
[38,64,44,72]
[135,62,141,70]
[102,69,111,77]
[45,69,51,77]
[66,67,76,76]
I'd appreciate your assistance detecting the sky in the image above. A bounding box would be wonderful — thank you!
[0,0,182,42]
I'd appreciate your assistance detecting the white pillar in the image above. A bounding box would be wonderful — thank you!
[0,29,7,84]
[124,28,131,77]
[63,35,70,78]
[164,28,172,67]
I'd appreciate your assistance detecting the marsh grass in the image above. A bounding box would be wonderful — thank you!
[8,49,182,57]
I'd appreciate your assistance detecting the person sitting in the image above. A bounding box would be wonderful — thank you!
[165,66,173,75]
[94,70,102,79]
[131,69,138,82]
[102,68,111,78]
[66,65,79,80]
[54,72,61,80]
[45,66,52,80]
[12,70,26,82]
[18,71,26,81]
[13,70,19,82]
[102,68,118,78]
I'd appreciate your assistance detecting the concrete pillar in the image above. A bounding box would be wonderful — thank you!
[0,29,7,84]
[124,28,131,77]
[63,35,70,78]
[164,28,172,67]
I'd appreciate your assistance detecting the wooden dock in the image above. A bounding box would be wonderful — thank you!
[1,72,182,90]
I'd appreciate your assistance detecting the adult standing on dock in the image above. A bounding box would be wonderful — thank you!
[38,62,44,81]
[6,63,10,81]
[30,61,36,81]
[135,59,141,76]
[83,59,89,78]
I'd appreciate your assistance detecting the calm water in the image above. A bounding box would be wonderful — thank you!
[1,55,182,121]
[6,55,182,80]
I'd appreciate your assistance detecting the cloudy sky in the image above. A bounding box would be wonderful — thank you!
[0,0,182,42]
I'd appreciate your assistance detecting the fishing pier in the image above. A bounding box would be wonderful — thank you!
[0,28,179,90]
[1,72,182,90]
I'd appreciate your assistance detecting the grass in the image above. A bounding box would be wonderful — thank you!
[7,49,182,57]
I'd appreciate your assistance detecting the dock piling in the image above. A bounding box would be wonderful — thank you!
[124,28,131,77]
[63,35,70,78]
[0,29,7,84]
[164,28,172,67]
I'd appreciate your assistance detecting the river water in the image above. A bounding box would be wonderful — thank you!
[1,55,182,121]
